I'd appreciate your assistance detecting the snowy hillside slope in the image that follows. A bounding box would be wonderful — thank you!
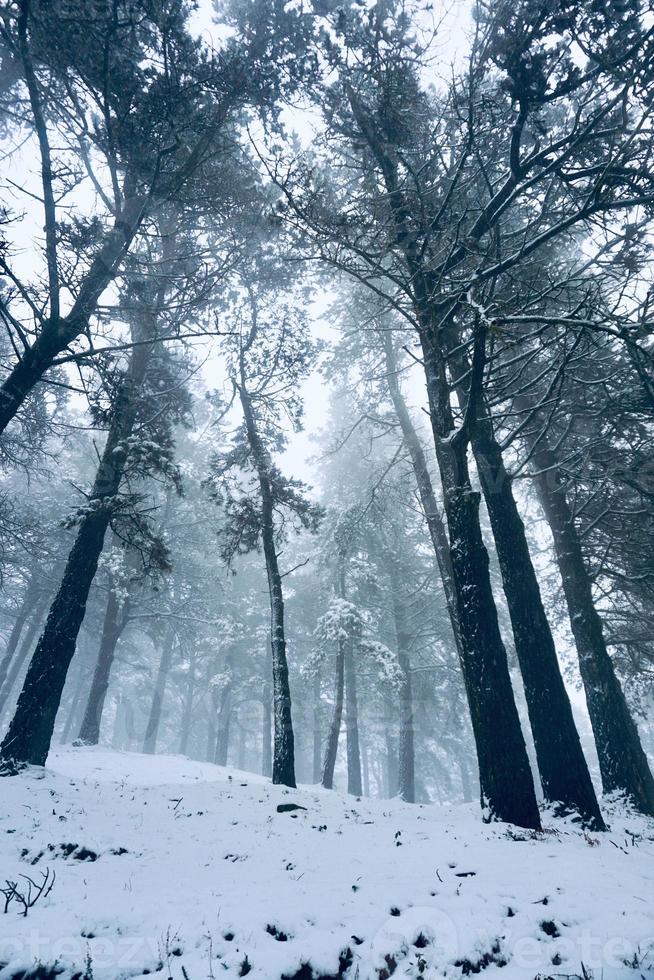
[0,747,653,980]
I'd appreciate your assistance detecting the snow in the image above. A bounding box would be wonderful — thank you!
[1,747,653,979]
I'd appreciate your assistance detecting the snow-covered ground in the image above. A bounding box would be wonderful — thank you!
[0,747,653,980]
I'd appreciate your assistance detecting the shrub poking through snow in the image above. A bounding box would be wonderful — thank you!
[1,867,55,917]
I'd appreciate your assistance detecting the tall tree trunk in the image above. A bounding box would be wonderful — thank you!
[382,327,540,827]
[321,632,345,789]
[312,672,322,783]
[458,749,473,804]
[530,437,654,816]
[142,627,176,755]
[77,584,130,745]
[440,315,604,827]
[262,680,272,778]
[0,183,145,438]
[0,499,114,769]
[261,641,272,777]
[382,332,462,659]
[179,646,196,756]
[111,695,129,750]
[237,717,247,770]
[471,426,603,827]
[385,722,398,799]
[360,727,370,797]
[388,562,416,803]
[349,91,539,827]
[214,658,234,767]
[206,685,219,763]
[60,665,87,744]
[0,310,155,771]
[344,632,362,796]
[238,382,295,787]
[420,329,541,828]
[0,590,49,719]
[0,575,40,692]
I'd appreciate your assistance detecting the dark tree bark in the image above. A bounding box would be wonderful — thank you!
[142,627,176,754]
[530,438,654,816]
[387,324,601,824]
[438,318,604,827]
[382,326,540,827]
[421,330,541,828]
[214,681,233,767]
[321,631,345,790]
[0,180,150,439]
[321,560,350,790]
[350,89,540,827]
[77,583,130,745]
[0,322,154,770]
[1,3,215,440]
[344,631,362,796]
[0,575,40,693]
[470,425,603,827]
[238,382,296,787]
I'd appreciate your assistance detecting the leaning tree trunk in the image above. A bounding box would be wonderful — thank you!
[382,332,463,661]
[0,188,146,438]
[321,632,345,789]
[1,368,150,767]
[0,590,49,719]
[349,88,539,827]
[0,317,155,770]
[530,437,654,816]
[470,424,603,827]
[440,316,604,828]
[418,327,541,828]
[344,631,363,796]
[142,627,176,755]
[385,316,540,825]
[77,583,130,746]
[239,382,296,787]
[0,574,40,693]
